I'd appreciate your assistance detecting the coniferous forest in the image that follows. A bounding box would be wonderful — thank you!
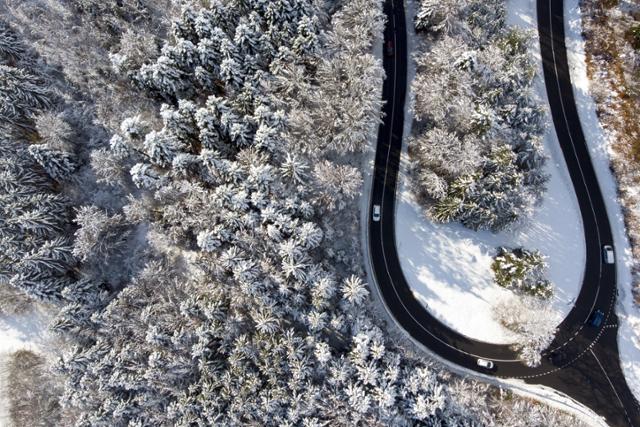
[0,0,587,425]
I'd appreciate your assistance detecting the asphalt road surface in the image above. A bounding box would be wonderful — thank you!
[368,0,640,425]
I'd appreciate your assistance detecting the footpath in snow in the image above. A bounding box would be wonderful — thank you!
[562,0,640,402]
[395,0,585,344]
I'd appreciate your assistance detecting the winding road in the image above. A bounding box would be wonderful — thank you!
[368,0,640,425]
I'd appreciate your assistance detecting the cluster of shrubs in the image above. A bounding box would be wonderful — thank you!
[492,247,553,299]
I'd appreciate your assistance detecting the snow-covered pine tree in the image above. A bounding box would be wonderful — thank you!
[0,65,52,125]
[0,21,25,61]
[0,138,75,300]
[409,2,547,232]
[28,144,78,182]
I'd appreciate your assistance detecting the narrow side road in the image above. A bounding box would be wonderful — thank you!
[367,0,640,425]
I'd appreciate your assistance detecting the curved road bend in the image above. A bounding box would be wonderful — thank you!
[368,0,640,425]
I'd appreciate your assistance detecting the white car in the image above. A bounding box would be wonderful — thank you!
[477,359,494,370]
[602,245,615,264]
[372,205,381,222]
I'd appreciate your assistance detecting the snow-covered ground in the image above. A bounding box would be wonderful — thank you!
[0,308,51,355]
[395,0,585,344]
[0,307,52,425]
[561,0,640,402]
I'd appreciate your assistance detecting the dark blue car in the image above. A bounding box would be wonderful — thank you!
[588,310,605,328]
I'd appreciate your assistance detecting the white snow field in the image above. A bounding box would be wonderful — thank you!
[395,0,585,344]
[562,0,640,401]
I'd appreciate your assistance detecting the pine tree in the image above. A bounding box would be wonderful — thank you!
[28,144,78,182]
[492,247,554,298]
[0,21,25,61]
[35,112,73,150]
[143,130,187,168]
[292,16,319,58]
[342,275,368,306]
[136,55,188,98]
[0,65,52,125]
[72,206,130,264]
[130,163,166,189]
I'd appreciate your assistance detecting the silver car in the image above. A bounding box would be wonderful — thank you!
[602,245,615,264]
[477,359,494,369]
[372,205,381,222]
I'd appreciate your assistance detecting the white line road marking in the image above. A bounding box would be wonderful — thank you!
[376,1,520,363]
[547,0,602,317]
[590,349,633,426]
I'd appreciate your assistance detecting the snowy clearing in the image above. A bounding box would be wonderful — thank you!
[395,0,585,344]
[562,0,640,402]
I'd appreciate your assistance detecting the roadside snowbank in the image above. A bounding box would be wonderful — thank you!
[395,0,585,344]
[562,0,640,402]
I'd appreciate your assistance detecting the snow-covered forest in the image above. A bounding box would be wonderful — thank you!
[0,0,584,424]
[410,0,548,233]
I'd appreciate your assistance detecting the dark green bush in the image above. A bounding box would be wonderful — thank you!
[491,247,553,299]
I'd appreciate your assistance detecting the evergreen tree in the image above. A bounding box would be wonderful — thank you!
[0,21,25,61]
[492,247,554,298]
[28,144,78,182]
[0,65,52,125]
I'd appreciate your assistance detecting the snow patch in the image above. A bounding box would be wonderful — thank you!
[395,0,585,344]
[0,308,51,355]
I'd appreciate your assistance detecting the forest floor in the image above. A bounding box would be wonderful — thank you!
[395,0,584,344]
[563,0,640,402]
